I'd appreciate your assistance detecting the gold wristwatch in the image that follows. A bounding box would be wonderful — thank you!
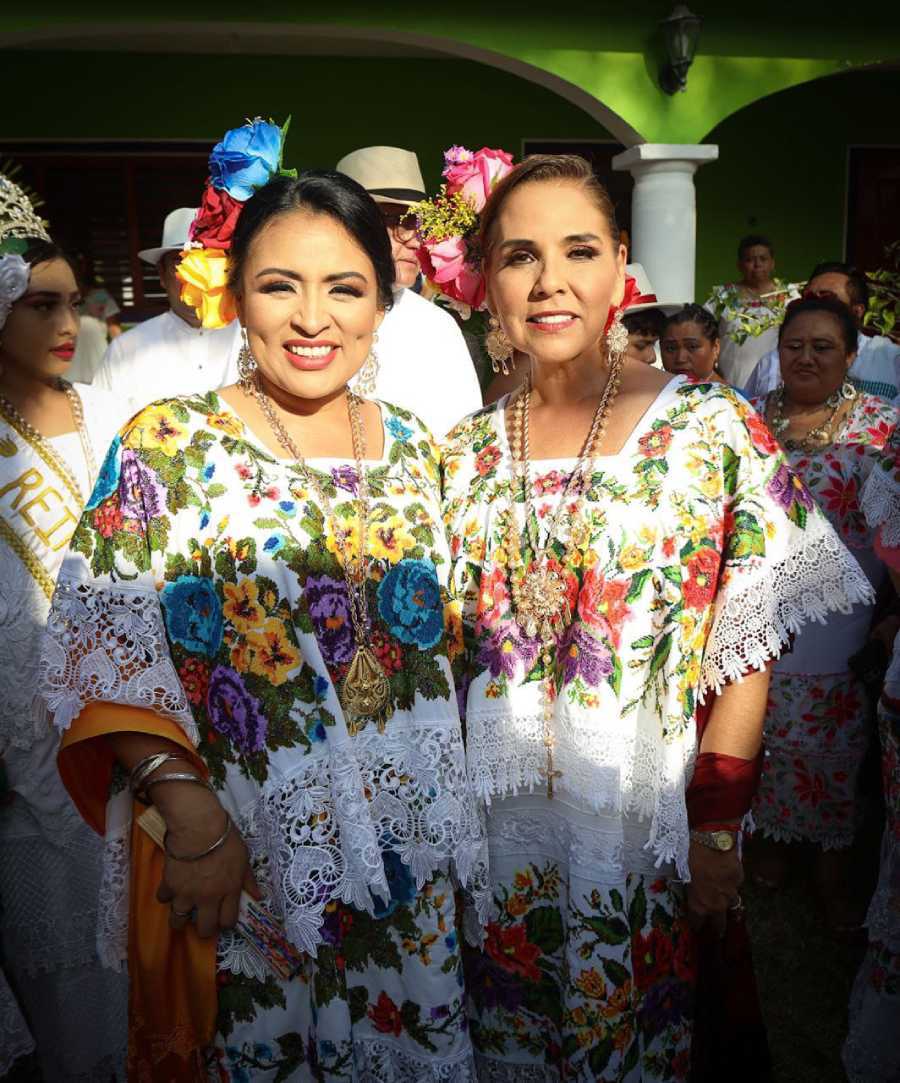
[689,829,738,852]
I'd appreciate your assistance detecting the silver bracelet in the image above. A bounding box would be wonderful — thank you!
[129,752,192,805]
[145,772,215,797]
[163,811,232,863]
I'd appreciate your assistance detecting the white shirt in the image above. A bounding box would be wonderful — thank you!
[93,310,241,415]
[744,331,900,400]
[67,314,109,385]
[354,288,482,438]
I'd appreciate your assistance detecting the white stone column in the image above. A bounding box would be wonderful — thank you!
[612,143,718,303]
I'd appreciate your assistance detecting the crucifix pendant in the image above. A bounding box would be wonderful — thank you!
[542,743,563,799]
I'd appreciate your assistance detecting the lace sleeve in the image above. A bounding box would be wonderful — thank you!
[699,394,876,697]
[862,429,900,547]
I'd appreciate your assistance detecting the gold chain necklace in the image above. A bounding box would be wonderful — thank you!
[767,380,857,454]
[0,379,97,504]
[247,377,390,734]
[505,357,624,796]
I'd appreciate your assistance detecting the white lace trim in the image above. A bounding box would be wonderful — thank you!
[41,578,489,959]
[465,711,693,879]
[95,805,131,971]
[355,1038,476,1082]
[40,575,197,740]
[700,513,875,697]
[862,460,900,547]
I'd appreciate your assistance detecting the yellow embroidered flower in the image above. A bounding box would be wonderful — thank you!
[206,411,244,438]
[223,579,265,634]
[485,679,502,699]
[133,403,187,455]
[230,638,251,673]
[575,967,606,1000]
[506,893,529,917]
[513,870,533,890]
[639,526,657,547]
[367,513,414,564]
[245,618,301,685]
[177,248,237,329]
[583,549,598,569]
[619,544,647,572]
[700,472,722,500]
[325,516,362,562]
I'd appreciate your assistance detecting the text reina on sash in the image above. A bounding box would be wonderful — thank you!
[0,465,81,552]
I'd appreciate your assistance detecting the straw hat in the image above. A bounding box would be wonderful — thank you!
[336,147,426,207]
[138,207,198,265]
[624,263,683,316]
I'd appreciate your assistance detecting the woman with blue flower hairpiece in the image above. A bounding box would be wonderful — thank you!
[39,120,488,1081]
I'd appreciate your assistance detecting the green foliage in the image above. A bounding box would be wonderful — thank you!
[865,242,900,343]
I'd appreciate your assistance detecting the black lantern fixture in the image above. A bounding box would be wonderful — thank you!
[659,4,703,94]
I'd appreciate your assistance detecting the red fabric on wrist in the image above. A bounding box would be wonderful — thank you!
[686,752,763,828]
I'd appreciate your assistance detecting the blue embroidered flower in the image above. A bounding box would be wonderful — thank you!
[314,674,330,699]
[445,931,458,951]
[203,463,216,481]
[372,850,416,918]
[377,559,443,649]
[263,533,285,554]
[209,120,283,201]
[385,415,413,443]
[278,500,296,517]
[199,511,210,530]
[161,575,224,657]
[86,435,122,509]
[306,714,327,744]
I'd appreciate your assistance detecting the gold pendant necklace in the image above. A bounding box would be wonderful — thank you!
[506,359,623,796]
[249,378,390,734]
[767,380,857,454]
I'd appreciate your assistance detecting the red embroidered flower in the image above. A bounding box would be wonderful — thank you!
[235,463,252,479]
[745,411,779,455]
[189,182,244,250]
[475,444,502,477]
[368,991,403,1036]
[662,536,676,559]
[672,926,696,983]
[638,425,673,459]
[476,564,510,634]
[632,926,674,991]
[577,567,630,648]
[179,657,211,705]
[94,499,124,538]
[339,910,354,935]
[371,629,403,675]
[484,921,542,982]
[682,547,720,611]
[533,469,566,496]
[819,473,859,522]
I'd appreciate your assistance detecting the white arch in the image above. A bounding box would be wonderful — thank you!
[1,20,646,145]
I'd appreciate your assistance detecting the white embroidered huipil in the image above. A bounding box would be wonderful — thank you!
[93,309,241,414]
[0,383,127,1083]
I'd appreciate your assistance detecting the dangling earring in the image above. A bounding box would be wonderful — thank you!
[355,332,380,398]
[841,378,857,400]
[485,316,514,375]
[238,327,257,391]
[605,308,628,366]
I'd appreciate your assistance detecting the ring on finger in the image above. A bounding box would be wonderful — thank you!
[728,896,743,911]
[171,905,196,920]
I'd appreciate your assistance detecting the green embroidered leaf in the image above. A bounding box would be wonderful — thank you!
[207,482,226,499]
[727,509,766,560]
[723,444,740,495]
[588,1036,614,1075]
[525,906,564,955]
[662,565,682,585]
[253,517,282,530]
[631,634,655,651]
[608,653,622,696]
[522,972,563,1028]
[609,888,624,913]
[348,984,368,1024]
[622,1036,641,1074]
[628,882,647,931]
[626,568,652,602]
[788,500,808,530]
[273,1032,306,1083]
[584,915,630,945]
[602,957,630,988]
[649,634,672,677]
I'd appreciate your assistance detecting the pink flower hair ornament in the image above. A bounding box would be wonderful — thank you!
[409,145,515,317]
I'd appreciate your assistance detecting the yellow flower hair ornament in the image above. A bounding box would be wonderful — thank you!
[178,248,236,330]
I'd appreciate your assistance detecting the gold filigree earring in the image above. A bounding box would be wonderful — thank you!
[486,316,515,375]
[355,332,380,397]
[605,308,628,366]
[238,327,258,391]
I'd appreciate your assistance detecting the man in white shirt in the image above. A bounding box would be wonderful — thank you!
[93,208,241,414]
[336,146,482,437]
[744,262,900,400]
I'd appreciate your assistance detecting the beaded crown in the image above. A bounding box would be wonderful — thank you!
[0,174,51,255]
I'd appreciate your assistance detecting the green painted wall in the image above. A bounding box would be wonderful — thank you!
[0,50,612,185]
[3,5,900,143]
[695,67,900,300]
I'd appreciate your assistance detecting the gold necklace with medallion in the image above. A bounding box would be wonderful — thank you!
[247,376,391,734]
[504,356,624,796]
[0,378,97,503]
[767,380,857,454]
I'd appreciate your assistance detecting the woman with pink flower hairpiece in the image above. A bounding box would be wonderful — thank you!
[441,154,871,1080]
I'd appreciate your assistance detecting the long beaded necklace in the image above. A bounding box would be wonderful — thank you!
[505,356,624,796]
[0,378,97,503]
[248,376,391,734]
[767,380,857,454]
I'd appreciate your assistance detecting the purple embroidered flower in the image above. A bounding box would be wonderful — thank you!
[463,948,524,1013]
[305,575,355,664]
[330,465,359,494]
[118,450,167,522]
[637,976,692,1031]
[560,624,614,687]
[206,666,267,753]
[767,462,814,513]
[477,621,540,680]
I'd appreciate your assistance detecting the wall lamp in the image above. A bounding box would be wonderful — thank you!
[659,4,703,94]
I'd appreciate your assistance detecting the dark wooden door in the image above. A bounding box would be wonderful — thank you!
[846,146,900,272]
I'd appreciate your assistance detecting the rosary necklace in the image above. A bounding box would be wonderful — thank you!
[249,377,390,734]
[505,357,624,796]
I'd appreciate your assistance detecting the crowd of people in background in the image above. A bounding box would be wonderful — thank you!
[0,127,898,1083]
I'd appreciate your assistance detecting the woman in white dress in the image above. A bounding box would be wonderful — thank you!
[0,184,128,1080]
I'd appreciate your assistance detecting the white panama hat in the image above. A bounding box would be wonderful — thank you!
[138,207,199,265]
[336,146,426,207]
[624,263,684,317]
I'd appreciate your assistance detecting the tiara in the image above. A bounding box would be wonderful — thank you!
[0,174,51,254]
